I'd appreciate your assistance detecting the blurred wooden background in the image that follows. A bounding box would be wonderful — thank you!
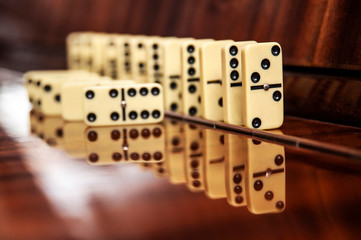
[0,0,361,71]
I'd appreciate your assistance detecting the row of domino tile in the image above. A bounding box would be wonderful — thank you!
[67,32,284,129]
[25,32,283,129]
[30,113,286,214]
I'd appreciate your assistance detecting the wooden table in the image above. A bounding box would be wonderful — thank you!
[1,68,360,240]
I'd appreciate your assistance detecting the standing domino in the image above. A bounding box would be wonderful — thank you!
[242,42,284,129]
[199,40,233,121]
[222,41,257,125]
[129,36,148,83]
[83,83,164,126]
[245,136,286,214]
[181,39,214,116]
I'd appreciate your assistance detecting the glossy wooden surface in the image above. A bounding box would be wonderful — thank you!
[1,69,361,239]
[1,0,361,71]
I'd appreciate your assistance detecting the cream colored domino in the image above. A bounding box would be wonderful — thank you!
[78,32,94,71]
[61,78,134,121]
[91,33,107,75]
[66,32,82,69]
[24,70,88,107]
[63,122,87,158]
[145,37,165,84]
[38,116,65,149]
[242,42,284,129]
[36,72,96,116]
[129,36,149,83]
[202,129,227,199]
[162,38,194,112]
[199,40,233,121]
[181,39,214,116]
[83,83,164,126]
[84,124,165,165]
[164,120,186,184]
[121,36,133,80]
[222,41,257,125]
[245,135,286,214]
[225,133,247,207]
[103,34,121,79]
[184,124,205,192]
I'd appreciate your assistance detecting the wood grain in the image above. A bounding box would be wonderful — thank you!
[0,0,360,71]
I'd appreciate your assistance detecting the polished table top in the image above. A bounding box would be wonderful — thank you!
[1,68,361,240]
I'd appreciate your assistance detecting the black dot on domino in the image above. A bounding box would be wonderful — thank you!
[187,45,194,53]
[193,180,201,187]
[275,154,284,165]
[218,97,223,107]
[112,152,122,161]
[44,85,51,92]
[56,128,63,137]
[152,44,158,50]
[129,111,138,120]
[154,151,163,161]
[109,89,118,98]
[252,118,262,128]
[55,94,61,102]
[131,152,140,160]
[111,130,120,140]
[139,63,144,69]
[129,129,139,139]
[141,110,149,119]
[273,91,282,101]
[254,180,263,191]
[170,103,178,111]
[87,113,96,122]
[272,45,281,56]
[233,173,242,184]
[152,110,161,119]
[198,96,201,103]
[88,153,99,162]
[230,71,239,80]
[153,127,162,137]
[36,81,41,87]
[188,84,196,93]
[140,87,148,96]
[188,68,195,76]
[86,90,95,99]
[170,82,177,90]
[234,185,242,194]
[141,128,150,138]
[138,43,143,48]
[251,72,260,83]
[151,87,160,96]
[188,56,195,64]
[230,58,238,68]
[37,100,41,106]
[229,46,238,56]
[128,88,136,97]
[87,131,98,141]
[153,54,158,60]
[189,107,197,116]
[110,112,119,121]
[142,152,151,161]
[235,196,243,204]
[276,201,285,210]
[192,171,199,179]
[265,191,274,200]
[261,59,270,70]
[154,64,159,70]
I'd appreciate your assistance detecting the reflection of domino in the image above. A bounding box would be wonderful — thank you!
[84,124,165,165]
[37,116,64,149]
[164,120,186,184]
[184,124,205,192]
[83,83,164,126]
[225,133,247,207]
[203,129,227,199]
[245,133,286,214]
[63,122,88,158]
